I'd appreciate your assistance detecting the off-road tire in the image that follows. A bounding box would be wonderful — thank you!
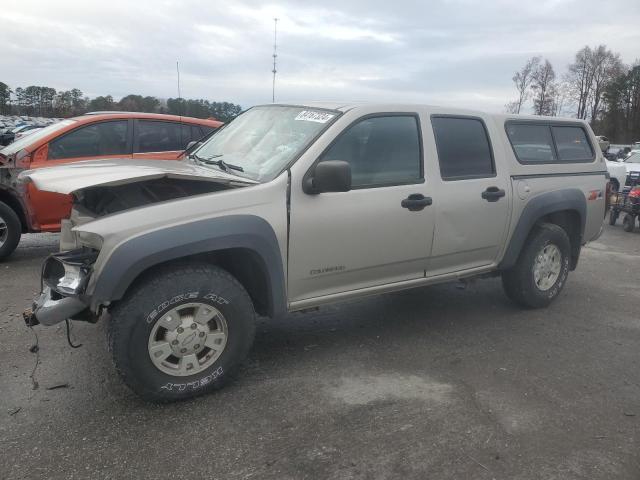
[622,214,635,232]
[108,263,256,403]
[0,201,21,260]
[502,223,571,309]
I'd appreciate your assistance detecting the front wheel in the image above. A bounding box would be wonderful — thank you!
[108,264,256,402]
[502,223,571,309]
[0,201,22,260]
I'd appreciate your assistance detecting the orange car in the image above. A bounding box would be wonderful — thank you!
[0,112,222,259]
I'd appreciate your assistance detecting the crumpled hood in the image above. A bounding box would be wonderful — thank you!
[18,158,256,194]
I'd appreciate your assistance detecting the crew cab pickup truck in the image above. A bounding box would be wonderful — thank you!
[21,103,607,402]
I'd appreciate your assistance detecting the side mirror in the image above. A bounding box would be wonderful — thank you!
[185,140,200,151]
[303,160,352,194]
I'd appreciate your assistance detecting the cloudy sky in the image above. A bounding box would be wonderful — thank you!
[1,0,639,112]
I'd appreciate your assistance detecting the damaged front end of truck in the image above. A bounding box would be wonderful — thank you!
[20,158,257,327]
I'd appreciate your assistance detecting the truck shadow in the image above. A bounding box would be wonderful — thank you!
[246,278,525,373]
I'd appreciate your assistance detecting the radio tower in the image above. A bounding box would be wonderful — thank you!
[272,17,278,103]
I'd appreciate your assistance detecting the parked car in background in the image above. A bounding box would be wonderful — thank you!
[620,152,640,187]
[596,135,609,152]
[1,124,43,146]
[606,157,627,192]
[14,126,43,140]
[0,112,222,259]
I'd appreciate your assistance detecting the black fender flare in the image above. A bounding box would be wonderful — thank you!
[498,189,586,271]
[90,214,286,317]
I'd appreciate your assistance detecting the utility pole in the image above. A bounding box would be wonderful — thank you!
[272,18,278,103]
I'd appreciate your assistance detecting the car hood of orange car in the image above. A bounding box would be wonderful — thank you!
[18,158,257,194]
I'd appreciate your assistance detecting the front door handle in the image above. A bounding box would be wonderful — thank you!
[401,193,433,211]
[481,187,506,202]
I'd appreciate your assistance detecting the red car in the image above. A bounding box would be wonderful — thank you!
[0,112,222,259]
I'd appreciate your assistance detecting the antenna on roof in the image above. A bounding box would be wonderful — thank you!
[176,61,182,100]
[176,60,183,129]
[272,18,278,103]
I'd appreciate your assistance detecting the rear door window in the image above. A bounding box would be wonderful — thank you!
[49,120,128,159]
[191,125,205,140]
[431,116,495,180]
[505,124,556,163]
[135,121,187,153]
[552,126,593,161]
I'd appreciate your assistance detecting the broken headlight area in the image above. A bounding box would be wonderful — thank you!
[42,248,99,297]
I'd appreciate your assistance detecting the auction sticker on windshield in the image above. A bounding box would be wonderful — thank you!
[295,111,335,123]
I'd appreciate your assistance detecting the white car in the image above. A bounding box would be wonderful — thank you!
[607,152,640,192]
[620,152,640,187]
[606,159,627,191]
[596,135,610,152]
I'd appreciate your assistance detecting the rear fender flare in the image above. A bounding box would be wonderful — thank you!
[499,189,586,271]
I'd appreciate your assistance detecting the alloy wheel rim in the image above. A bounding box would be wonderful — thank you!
[533,244,562,291]
[147,302,228,376]
[0,216,7,247]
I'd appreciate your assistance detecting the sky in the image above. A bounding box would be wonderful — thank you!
[1,0,639,112]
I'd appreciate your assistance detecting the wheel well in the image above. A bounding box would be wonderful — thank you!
[610,178,620,191]
[0,191,27,233]
[537,210,582,270]
[126,248,273,317]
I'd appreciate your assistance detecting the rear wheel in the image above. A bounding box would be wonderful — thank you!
[502,223,571,309]
[108,263,256,402]
[0,201,21,260]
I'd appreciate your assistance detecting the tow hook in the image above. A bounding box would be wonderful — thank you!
[23,308,39,327]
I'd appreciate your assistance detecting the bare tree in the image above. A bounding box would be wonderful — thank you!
[531,59,557,116]
[589,46,623,124]
[504,101,519,114]
[508,56,541,114]
[553,81,573,117]
[566,46,594,119]
[565,45,626,125]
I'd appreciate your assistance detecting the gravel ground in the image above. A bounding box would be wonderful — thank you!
[0,226,639,479]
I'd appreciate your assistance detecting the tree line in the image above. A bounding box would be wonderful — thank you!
[506,45,640,143]
[0,83,243,123]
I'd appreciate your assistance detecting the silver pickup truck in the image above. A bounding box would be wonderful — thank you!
[21,103,607,402]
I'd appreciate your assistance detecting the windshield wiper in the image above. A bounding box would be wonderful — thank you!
[191,153,244,172]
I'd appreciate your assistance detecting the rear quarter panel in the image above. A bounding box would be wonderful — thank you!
[493,116,606,258]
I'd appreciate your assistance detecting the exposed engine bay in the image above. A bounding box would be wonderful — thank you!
[74,177,235,217]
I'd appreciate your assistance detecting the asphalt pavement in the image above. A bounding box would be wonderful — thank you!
[1,226,639,479]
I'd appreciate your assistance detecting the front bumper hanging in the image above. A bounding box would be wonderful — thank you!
[23,287,88,327]
[23,248,98,327]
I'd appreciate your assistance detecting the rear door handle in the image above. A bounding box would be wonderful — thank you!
[481,187,506,202]
[401,193,433,211]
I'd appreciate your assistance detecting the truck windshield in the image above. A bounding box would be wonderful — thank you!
[192,105,339,182]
